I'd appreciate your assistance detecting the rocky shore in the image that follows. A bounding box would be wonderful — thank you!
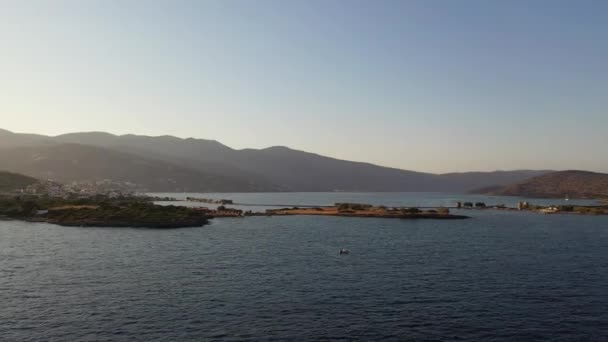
[265,204,469,220]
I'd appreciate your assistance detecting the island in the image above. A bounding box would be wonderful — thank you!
[0,194,471,228]
[186,197,234,205]
[0,196,209,228]
[265,203,469,219]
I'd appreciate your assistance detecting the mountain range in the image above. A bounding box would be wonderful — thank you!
[0,128,551,192]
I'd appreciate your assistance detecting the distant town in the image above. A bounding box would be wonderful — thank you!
[9,179,138,199]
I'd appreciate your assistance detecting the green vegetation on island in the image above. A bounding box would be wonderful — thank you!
[0,195,209,228]
[267,203,468,219]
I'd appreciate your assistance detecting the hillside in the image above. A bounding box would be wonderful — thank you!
[439,170,551,192]
[54,131,279,189]
[0,144,278,192]
[54,131,440,191]
[479,170,608,199]
[0,171,38,192]
[51,130,550,192]
[0,128,52,148]
[1,128,552,192]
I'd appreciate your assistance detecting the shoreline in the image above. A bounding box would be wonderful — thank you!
[263,206,469,219]
[3,195,607,229]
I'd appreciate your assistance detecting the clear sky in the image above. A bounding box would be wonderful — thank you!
[1,0,607,173]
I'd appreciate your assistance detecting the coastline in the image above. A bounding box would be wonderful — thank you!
[4,194,608,229]
[264,207,469,219]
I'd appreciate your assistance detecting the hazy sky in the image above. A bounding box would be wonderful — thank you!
[1,0,607,173]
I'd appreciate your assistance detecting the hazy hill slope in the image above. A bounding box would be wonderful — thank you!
[55,131,539,191]
[231,146,441,191]
[0,128,51,148]
[0,171,38,192]
[55,131,277,189]
[439,170,551,192]
[481,170,608,199]
[53,131,448,191]
[0,144,275,192]
[55,131,232,161]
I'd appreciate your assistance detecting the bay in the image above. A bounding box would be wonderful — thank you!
[1,192,607,341]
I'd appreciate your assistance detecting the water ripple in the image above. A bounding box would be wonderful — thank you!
[1,212,608,341]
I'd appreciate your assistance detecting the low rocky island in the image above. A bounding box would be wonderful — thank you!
[194,202,469,219]
[266,203,469,219]
[186,197,234,205]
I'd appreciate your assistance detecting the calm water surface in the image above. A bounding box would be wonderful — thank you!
[1,193,607,341]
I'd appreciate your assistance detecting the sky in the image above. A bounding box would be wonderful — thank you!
[1,0,607,173]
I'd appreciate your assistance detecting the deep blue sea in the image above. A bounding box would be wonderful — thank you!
[1,193,607,341]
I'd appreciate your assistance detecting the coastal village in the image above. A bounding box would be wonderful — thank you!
[6,179,137,199]
[2,178,608,229]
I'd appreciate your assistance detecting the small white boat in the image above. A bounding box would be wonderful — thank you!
[339,248,350,255]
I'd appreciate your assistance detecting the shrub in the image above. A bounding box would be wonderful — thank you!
[337,203,350,211]
[401,207,421,214]
[339,209,355,214]
[437,207,450,215]
[336,203,372,211]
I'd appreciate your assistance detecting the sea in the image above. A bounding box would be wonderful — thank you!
[1,192,607,341]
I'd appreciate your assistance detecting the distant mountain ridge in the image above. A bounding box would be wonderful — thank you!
[0,128,551,192]
[476,170,608,199]
[0,144,276,192]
